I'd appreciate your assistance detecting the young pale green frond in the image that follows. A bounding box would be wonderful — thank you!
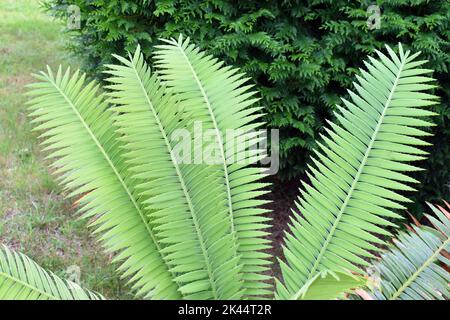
[296,270,365,300]
[154,35,273,298]
[104,46,246,300]
[26,66,180,299]
[370,202,450,300]
[276,44,439,300]
[0,246,103,300]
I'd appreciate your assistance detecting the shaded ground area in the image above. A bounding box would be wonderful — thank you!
[0,0,129,299]
[265,177,300,279]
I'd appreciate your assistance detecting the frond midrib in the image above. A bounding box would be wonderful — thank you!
[0,271,58,300]
[291,55,407,300]
[389,236,450,300]
[128,59,219,298]
[45,75,174,292]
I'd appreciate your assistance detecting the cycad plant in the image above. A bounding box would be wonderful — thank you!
[1,37,448,300]
[274,44,440,299]
[368,202,450,300]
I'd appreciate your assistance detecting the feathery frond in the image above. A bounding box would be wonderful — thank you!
[104,46,244,299]
[371,202,450,300]
[276,44,439,299]
[0,246,103,300]
[26,66,180,299]
[154,35,273,298]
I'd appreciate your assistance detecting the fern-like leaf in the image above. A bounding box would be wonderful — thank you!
[0,246,103,300]
[371,202,450,300]
[154,35,273,298]
[26,67,180,299]
[104,47,244,299]
[276,44,439,299]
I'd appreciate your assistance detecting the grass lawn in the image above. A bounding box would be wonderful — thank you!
[0,0,129,299]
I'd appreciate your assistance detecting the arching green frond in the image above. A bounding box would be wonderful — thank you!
[0,246,103,300]
[26,66,180,299]
[295,270,365,300]
[154,35,272,298]
[371,202,450,300]
[276,44,439,299]
[104,46,244,299]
